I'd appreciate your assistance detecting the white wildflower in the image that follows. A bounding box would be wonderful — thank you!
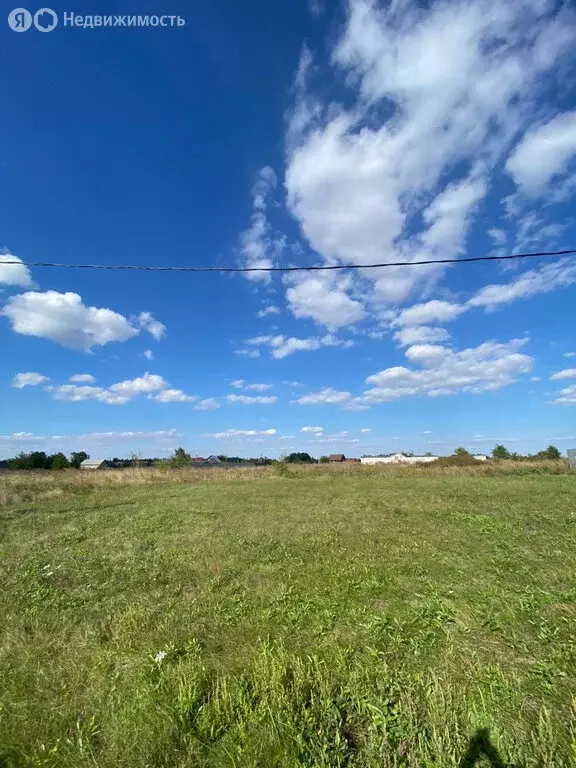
[154,650,167,664]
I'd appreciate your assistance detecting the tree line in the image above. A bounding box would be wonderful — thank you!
[5,451,90,470]
[166,448,276,467]
[454,445,562,460]
[2,444,564,471]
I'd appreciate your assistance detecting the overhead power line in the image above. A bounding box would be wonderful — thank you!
[3,248,576,274]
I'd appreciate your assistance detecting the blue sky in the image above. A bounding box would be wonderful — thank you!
[1,0,576,460]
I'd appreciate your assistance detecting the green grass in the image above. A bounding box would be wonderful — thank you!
[1,471,575,766]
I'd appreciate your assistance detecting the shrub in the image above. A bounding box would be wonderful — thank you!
[433,454,483,467]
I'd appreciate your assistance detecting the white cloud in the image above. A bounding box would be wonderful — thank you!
[230,379,273,391]
[285,273,366,329]
[151,389,197,403]
[240,167,284,282]
[316,437,360,444]
[252,166,277,210]
[109,373,167,399]
[394,325,451,347]
[360,428,371,433]
[45,372,197,406]
[550,369,576,381]
[530,376,541,382]
[394,300,467,327]
[207,428,278,438]
[512,212,566,252]
[283,0,574,315]
[143,349,154,360]
[423,430,432,434]
[234,348,261,359]
[553,384,576,405]
[0,253,33,287]
[506,110,576,196]
[136,312,166,341]
[341,399,371,412]
[69,374,96,384]
[257,305,281,318]
[47,384,130,406]
[362,338,532,402]
[194,398,220,411]
[297,387,351,405]
[468,258,576,310]
[226,394,278,405]
[11,372,48,388]
[563,352,575,358]
[78,429,180,441]
[0,431,45,442]
[488,228,507,247]
[301,426,324,433]
[0,428,182,451]
[2,291,139,351]
[245,333,353,359]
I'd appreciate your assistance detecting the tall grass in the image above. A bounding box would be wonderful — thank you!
[0,459,571,507]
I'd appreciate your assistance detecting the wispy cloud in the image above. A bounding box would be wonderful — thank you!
[244,333,353,359]
[205,428,278,438]
[550,369,576,381]
[226,394,278,405]
[230,379,273,391]
[257,305,281,318]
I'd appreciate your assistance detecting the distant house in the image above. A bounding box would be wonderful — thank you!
[344,458,360,463]
[205,455,223,465]
[190,457,207,465]
[80,458,110,470]
[328,454,346,462]
[361,454,438,465]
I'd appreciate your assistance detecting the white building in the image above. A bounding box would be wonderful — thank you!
[80,458,109,470]
[361,453,490,465]
[360,454,438,465]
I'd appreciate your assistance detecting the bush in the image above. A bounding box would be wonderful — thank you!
[432,454,483,467]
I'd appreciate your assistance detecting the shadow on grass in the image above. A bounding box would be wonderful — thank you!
[460,728,523,767]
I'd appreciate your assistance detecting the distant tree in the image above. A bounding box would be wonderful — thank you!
[319,456,330,463]
[8,451,49,470]
[170,447,191,467]
[536,445,562,460]
[8,452,32,470]
[454,447,470,456]
[49,452,69,470]
[492,444,511,460]
[286,452,315,464]
[424,451,433,457]
[30,451,49,469]
[70,451,89,469]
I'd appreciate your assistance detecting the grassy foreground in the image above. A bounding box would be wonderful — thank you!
[0,468,575,766]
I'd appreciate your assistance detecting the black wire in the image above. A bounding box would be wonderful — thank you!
[3,248,575,273]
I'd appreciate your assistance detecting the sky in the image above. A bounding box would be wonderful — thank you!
[1,0,576,460]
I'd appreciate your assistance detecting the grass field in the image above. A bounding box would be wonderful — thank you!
[1,465,575,766]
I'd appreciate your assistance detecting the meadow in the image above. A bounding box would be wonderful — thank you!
[0,463,575,766]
